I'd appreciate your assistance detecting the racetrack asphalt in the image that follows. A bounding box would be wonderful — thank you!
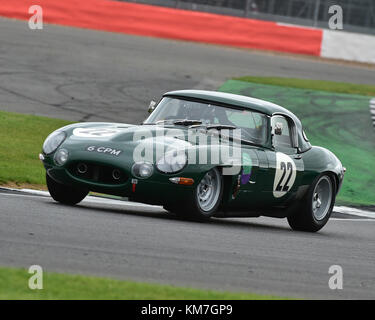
[1,16,375,299]
[0,189,374,299]
[1,17,375,124]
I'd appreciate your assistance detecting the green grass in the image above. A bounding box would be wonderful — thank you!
[234,76,375,97]
[220,78,375,206]
[1,76,375,205]
[0,110,73,185]
[0,266,281,300]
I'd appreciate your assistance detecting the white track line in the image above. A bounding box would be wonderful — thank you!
[371,98,375,128]
[331,206,375,219]
[331,218,375,222]
[1,187,374,220]
[0,187,163,210]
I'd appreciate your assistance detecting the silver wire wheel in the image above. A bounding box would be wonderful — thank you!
[196,168,222,213]
[312,176,333,221]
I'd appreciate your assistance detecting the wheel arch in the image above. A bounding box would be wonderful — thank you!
[322,170,339,195]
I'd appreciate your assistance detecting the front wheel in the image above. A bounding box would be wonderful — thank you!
[46,173,88,205]
[287,174,336,232]
[177,168,224,220]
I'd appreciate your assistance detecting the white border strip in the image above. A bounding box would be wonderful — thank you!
[331,218,375,222]
[321,30,375,64]
[0,187,163,209]
[371,98,375,128]
[1,187,374,219]
[332,206,375,219]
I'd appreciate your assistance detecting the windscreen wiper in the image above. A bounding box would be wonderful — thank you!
[173,119,202,126]
[142,119,182,125]
[189,124,236,130]
[144,119,202,125]
[206,124,237,130]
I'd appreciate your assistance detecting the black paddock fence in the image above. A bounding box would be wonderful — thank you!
[122,0,375,35]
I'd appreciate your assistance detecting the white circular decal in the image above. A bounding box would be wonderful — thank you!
[273,152,297,198]
[73,127,120,138]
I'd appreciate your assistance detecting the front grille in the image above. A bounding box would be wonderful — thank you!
[68,162,128,185]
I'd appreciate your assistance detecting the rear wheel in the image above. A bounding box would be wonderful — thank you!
[287,174,335,232]
[46,173,88,205]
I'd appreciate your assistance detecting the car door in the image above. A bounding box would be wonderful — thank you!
[223,109,272,210]
[262,114,304,207]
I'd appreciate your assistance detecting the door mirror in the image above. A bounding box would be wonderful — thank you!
[274,122,283,135]
[148,100,157,114]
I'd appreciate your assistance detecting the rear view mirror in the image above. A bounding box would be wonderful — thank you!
[274,122,283,135]
[148,100,156,113]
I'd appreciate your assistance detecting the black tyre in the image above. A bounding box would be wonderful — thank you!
[46,173,89,205]
[178,167,224,220]
[287,174,336,232]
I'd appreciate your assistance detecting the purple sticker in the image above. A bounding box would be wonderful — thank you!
[240,173,251,185]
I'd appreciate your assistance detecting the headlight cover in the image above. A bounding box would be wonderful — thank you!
[43,131,66,154]
[156,150,187,173]
[54,149,69,166]
[132,162,154,179]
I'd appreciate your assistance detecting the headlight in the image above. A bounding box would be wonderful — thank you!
[156,150,187,173]
[43,131,66,154]
[132,162,153,179]
[54,149,69,166]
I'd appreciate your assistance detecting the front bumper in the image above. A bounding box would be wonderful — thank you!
[43,158,197,206]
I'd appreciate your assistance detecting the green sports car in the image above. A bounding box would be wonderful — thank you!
[40,90,345,232]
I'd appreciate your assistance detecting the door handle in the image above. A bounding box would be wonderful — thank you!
[293,154,302,160]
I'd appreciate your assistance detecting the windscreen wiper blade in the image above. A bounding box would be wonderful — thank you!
[142,119,182,125]
[206,124,237,130]
[173,119,202,126]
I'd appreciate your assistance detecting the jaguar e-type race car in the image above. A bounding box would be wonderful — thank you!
[40,90,345,232]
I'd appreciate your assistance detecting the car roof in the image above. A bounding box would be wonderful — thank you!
[164,90,312,152]
[163,89,294,118]
[163,90,311,151]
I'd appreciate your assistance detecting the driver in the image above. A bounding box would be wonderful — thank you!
[212,106,235,126]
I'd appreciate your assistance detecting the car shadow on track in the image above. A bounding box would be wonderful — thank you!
[45,201,326,235]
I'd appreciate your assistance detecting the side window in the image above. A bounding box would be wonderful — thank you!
[271,116,294,152]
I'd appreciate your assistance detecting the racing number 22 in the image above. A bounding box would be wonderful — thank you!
[276,162,293,192]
